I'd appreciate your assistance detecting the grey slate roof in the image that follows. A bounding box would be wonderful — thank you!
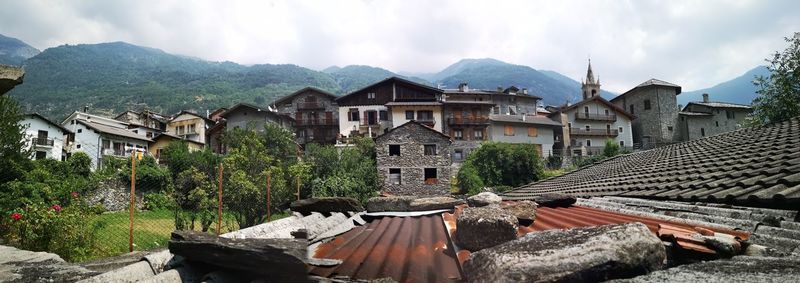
[77,120,152,142]
[503,117,800,207]
[679,111,714,116]
[489,114,563,127]
[612,78,682,102]
[686,101,753,110]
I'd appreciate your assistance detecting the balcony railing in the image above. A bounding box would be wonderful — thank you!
[569,128,619,137]
[32,137,54,146]
[447,117,489,125]
[575,112,617,122]
[297,102,325,110]
[295,119,337,127]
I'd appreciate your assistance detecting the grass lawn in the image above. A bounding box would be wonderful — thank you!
[86,209,290,261]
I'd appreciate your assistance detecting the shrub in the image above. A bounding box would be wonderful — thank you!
[67,152,92,177]
[456,163,484,195]
[457,142,544,193]
[602,139,620,157]
[546,155,563,169]
[143,193,176,211]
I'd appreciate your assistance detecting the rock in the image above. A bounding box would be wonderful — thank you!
[608,256,800,282]
[464,222,666,282]
[291,197,363,215]
[408,197,465,211]
[501,200,537,222]
[467,192,502,207]
[532,193,576,207]
[366,196,416,212]
[0,65,25,95]
[456,207,519,251]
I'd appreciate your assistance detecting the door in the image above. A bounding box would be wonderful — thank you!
[37,130,48,146]
[367,111,378,125]
[325,111,333,125]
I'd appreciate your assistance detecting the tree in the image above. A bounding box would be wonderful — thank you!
[457,142,544,194]
[602,139,620,158]
[305,141,379,204]
[751,32,800,125]
[0,96,31,184]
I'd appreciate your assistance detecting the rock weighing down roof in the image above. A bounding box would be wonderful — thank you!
[0,64,24,94]
[504,117,800,208]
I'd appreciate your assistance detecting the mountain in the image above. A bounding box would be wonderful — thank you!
[432,58,611,105]
[9,42,340,119]
[324,65,431,93]
[0,34,40,66]
[678,66,769,106]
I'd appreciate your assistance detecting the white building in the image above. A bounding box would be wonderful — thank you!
[19,113,71,160]
[61,111,151,170]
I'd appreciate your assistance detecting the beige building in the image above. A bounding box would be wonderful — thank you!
[167,111,214,145]
[149,133,204,162]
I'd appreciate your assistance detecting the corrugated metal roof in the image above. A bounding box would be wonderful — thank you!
[309,214,463,282]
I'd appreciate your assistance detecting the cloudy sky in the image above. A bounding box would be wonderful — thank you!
[1,0,798,92]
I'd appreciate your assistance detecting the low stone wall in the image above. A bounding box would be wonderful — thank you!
[84,178,144,211]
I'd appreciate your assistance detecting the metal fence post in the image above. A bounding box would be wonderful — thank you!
[266,172,271,222]
[217,163,224,236]
[129,153,136,252]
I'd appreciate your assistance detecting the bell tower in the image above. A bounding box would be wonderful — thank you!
[581,59,601,100]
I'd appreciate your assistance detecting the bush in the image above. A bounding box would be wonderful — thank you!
[143,193,176,211]
[457,142,544,194]
[546,155,563,169]
[602,139,620,157]
[67,152,92,177]
[456,163,484,195]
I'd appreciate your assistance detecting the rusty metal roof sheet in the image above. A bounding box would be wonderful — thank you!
[309,214,463,282]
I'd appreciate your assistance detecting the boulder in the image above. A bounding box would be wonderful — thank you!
[464,222,666,282]
[501,200,537,222]
[532,193,576,207]
[456,207,519,251]
[290,197,363,215]
[408,197,465,211]
[467,192,502,207]
[366,196,416,212]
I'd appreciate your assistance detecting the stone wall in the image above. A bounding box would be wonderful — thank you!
[678,106,751,141]
[613,86,680,145]
[376,122,452,196]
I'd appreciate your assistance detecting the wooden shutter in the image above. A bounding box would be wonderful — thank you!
[325,111,333,125]
[528,127,537,137]
[504,125,514,136]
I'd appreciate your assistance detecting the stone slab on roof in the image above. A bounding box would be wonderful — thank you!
[0,64,24,95]
[609,256,800,282]
[0,245,98,282]
[503,117,800,207]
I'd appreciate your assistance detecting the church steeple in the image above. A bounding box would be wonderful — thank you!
[581,59,601,100]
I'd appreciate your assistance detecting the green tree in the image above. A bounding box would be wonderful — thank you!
[456,142,543,194]
[173,167,216,231]
[602,139,620,157]
[751,32,800,125]
[0,96,31,184]
[304,141,379,204]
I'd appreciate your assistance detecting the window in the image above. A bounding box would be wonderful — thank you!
[585,125,590,131]
[584,106,589,113]
[701,128,706,137]
[474,129,484,140]
[619,127,623,133]
[417,110,433,121]
[188,124,196,134]
[389,144,400,156]
[406,110,414,120]
[367,92,376,99]
[620,141,625,147]
[454,129,463,140]
[604,109,609,115]
[102,139,110,149]
[348,108,360,121]
[133,130,138,134]
[716,121,719,127]
[644,99,651,110]
[667,126,673,131]
[389,168,401,185]
[177,125,185,135]
[453,149,464,161]
[606,125,611,133]
[424,168,438,184]
[493,106,500,115]
[76,144,81,149]
[379,110,388,121]
[424,144,437,156]
[77,129,83,133]
[35,151,47,160]
[504,125,515,136]
[629,105,634,114]
[726,110,735,119]
[528,127,538,137]
[508,106,517,115]
[146,132,153,138]
[567,122,572,129]
[586,140,592,147]
[284,103,292,108]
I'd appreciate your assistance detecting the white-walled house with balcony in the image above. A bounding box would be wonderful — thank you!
[19,113,72,160]
[61,111,151,170]
[549,95,634,156]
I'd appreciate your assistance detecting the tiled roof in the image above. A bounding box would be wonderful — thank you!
[272,86,337,106]
[77,120,152,142]
[503,117,800,207]
[686,101,753,110]
[489,114,563,127]
[679,111,714,116]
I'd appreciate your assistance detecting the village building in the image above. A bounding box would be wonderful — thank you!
[205,107,228,154]
[60,111,151,170]
[148,133,205,162]
[375,121,452,195]
[336,77,442,139]
[611,78,682,148]
[487,86,561,157]
[19,113,72,161]
[114,110,170,139]
[441,83,494,163]
[678,93,753,141]
[274,87,340,145]
[166,111,214,145]
[220,103,294,132]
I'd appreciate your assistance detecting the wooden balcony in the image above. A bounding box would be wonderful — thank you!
[297,102,325,110]
[569,128,619,137]
[295,119,337,127]
[447,117,490,125]
[32,137,54,147]
[575,112,617,122]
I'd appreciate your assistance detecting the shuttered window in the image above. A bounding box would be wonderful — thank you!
[528,127,538,137]
[504,125,514,136]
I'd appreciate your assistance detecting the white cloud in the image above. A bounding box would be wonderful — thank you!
[1,0,798,92]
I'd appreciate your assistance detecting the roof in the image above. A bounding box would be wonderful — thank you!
[679,111,714,116]
[335,76,442,102]
[611,78,682,103]
[503,117,800,208]
[0,64,24,95]
[273,87,337,106]
[553,95,635,119]
[375,120,452,141]
[76,120,152,142]
[443,88,543,100]
[685,101,753,110]
[385,101,443,106]
[441,100,495,105]
[489,114,563,127]
[171,110,214,124]
[151,133,204,146]
[24,113,73,134]
[220,102,291,120]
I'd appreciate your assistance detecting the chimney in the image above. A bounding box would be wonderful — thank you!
[522,88,528,95]
[458,82,469,92]
[83,105,89,113]
[702,93,709,103]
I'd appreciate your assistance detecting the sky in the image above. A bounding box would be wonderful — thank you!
[1,0,799,93]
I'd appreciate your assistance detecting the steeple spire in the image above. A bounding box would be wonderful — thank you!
[586,58,596,84]
[580,58,601,100]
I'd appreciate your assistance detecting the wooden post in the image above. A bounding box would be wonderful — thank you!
[129,153,136,252]
[266,173,271,222]
[217,163,224,235]
[295,175,300,201]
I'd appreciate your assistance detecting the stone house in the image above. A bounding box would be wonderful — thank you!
[610,78,682,148]
[678,93,752,141]
[274,87,339,145]
[375,121,452,196]
[336,77,442,139]
[19,113,72,161]
[220,103,294,132]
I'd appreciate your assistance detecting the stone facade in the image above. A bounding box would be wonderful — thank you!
[375,121,452,196]
[275,87,339,145]
[611,80,681,147]
[677,96,752,141]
